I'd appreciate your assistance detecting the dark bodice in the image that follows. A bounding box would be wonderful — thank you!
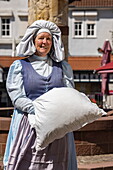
[20,58,65,100]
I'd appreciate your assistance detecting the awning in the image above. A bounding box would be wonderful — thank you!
[96,61,113,74]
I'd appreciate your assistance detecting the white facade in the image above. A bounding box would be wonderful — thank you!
[68,5,113,109]
[68,8,113,56]
[0,0,28,56]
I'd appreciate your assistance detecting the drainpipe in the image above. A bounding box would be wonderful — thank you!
[12,38,16,57]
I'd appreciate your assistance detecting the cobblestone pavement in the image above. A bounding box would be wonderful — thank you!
[77,154,113,165]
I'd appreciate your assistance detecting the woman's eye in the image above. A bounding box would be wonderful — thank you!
[39,37,44,40]
[37,37,52,41]
[47,38,51,40]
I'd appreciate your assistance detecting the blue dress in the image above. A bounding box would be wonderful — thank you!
[3,55,77,170]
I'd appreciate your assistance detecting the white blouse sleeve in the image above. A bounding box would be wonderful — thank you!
[62,60,75,88]
[6,60,34,114]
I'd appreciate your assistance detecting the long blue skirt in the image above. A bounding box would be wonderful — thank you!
[3,109,78,170]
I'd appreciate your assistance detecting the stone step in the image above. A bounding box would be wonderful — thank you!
[74,115,113,156]
[78,162,113,170]
[77,154,113,170]
[1,155,113,170]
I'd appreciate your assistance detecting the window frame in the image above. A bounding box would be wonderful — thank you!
[72,17,84,38]
[87,23,95,36]
[1,17,11,38]
[85,16,97,38]
[74,21,83,37]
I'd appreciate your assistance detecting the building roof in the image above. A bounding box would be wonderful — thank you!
[0,56,24,68]
[68,56,113,71]
[1,56,113,72]
[69,0,113,8]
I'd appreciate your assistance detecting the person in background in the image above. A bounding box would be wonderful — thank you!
[3,20,77,170]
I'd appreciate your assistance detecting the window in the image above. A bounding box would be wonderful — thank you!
[72,11,97,38]
[74,22,82,36]
[1,18,10,37]
[87,24,95,36]
[80,74,89,82]
[73,20,84,37]
[90,73,100,82]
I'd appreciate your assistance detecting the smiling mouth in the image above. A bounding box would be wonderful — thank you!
[40,46,47,49]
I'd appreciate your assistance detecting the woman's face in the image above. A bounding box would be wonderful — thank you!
[34,32,52,57]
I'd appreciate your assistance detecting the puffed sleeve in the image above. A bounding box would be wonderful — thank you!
[6,60,34,114]
[62,60,75,88]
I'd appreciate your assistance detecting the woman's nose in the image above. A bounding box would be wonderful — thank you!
[43,38,47,43]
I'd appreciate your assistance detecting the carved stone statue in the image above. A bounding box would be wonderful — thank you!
[28,0,68,26]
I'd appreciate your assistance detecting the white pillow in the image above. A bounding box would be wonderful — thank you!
[28,87,106,150]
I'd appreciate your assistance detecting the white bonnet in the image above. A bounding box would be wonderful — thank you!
[16,20,65,62]
[35,28,52,37]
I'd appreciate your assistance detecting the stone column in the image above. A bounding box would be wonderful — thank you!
[28,0,68,59]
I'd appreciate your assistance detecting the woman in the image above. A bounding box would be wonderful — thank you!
[3,20,77,170]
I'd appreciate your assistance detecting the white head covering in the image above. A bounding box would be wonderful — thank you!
[16,20,65,62]
[35,28,52,37]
